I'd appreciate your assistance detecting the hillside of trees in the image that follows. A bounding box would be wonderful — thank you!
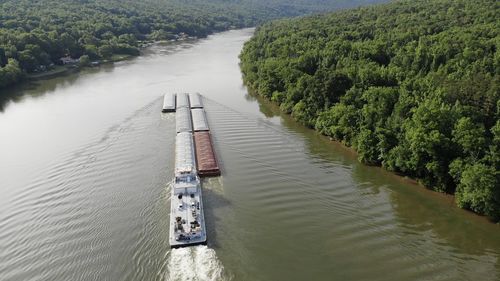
[0,0,386,90]
[240,0,500,220]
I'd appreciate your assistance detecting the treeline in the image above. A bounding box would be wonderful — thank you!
[0,0,250,89]
[240,0,500,219]
[0,0,385,90]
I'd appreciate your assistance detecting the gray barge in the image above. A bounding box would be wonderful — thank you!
[176,93,190,109]
[188,93,203,109]
[175,107,193,133]
[162,93,176,112]
[191,108,209,132]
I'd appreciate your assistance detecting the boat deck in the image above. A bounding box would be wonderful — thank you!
[169,181,207,248]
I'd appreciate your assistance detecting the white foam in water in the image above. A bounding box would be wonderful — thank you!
[166,246,228,281]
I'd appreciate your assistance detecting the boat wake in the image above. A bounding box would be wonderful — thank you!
[165,246,229,281]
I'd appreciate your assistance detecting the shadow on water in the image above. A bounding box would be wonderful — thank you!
[0,64,116,112]
[246,87,500,270]
[201,179,231,249]
[0,37,201,113]
[0,79,55,112]
[244,89,279,119]
[141,39,198,59]
[350,163,500,253]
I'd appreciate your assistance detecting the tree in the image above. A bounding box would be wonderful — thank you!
[79,55,90,67]
[17,49,37,72]
[455,163,499,219]
[98,45,113,59]
[452,117,486,160]
[1,0,383,91]
[356,128,379,164]
[0,48,7,67]
[0,59,23,88]
[84,45,100,60]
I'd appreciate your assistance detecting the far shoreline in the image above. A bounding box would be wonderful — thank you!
[1,28,253,92]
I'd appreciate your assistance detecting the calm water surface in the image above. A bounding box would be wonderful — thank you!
[0,29,499,281]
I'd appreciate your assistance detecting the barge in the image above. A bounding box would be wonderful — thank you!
[191,108,209,132]
[189,93,203,109]
[176,93,190,108]
[194,131,220,177]
[175,107,193,133]
[162,93,176,112]
[166,92,220,248]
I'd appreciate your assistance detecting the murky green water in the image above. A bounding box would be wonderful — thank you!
[0,29,498,281]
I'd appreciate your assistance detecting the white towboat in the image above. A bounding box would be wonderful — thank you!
[169,166,207,248]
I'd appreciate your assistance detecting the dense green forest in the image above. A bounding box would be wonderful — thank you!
[0,0,385,90]
[240,0,500,220]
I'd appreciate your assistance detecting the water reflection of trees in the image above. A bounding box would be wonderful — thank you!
[244,89,278,118]
[0,65,113,112]
[354,165,500,253]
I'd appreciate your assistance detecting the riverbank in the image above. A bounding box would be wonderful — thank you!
[2,32,221,93]
[25,54,135,81]
[242,81,500,224]
[239,0,500,222]
[256,90,500,226]
[0,34,216,112]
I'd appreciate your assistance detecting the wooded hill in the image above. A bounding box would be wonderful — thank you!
[240,0,500,220]
[0,0,386,89]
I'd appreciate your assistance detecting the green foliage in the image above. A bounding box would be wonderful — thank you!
[316,103,359,145]
[356,128,379,164]
[487,120,500,168]
[455,163,499,219]
[0,48,7,67]
[452,117,486,160]
[79,55,90,67]
[98,45,113,59]
[0,59,23,88]
[84,45,100,60]
[240,0,500,219]
[1,0,384,90]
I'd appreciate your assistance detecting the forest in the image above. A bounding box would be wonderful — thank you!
[0,0,385,90]
[240,0,500,220]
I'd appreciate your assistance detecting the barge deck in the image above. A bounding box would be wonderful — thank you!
[194,131,220,177]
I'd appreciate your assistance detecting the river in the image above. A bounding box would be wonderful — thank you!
[0,28,499,281]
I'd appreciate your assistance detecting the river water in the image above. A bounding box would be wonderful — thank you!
[0,29,498,281]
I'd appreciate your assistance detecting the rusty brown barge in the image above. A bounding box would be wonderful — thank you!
[189,93,221,177]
